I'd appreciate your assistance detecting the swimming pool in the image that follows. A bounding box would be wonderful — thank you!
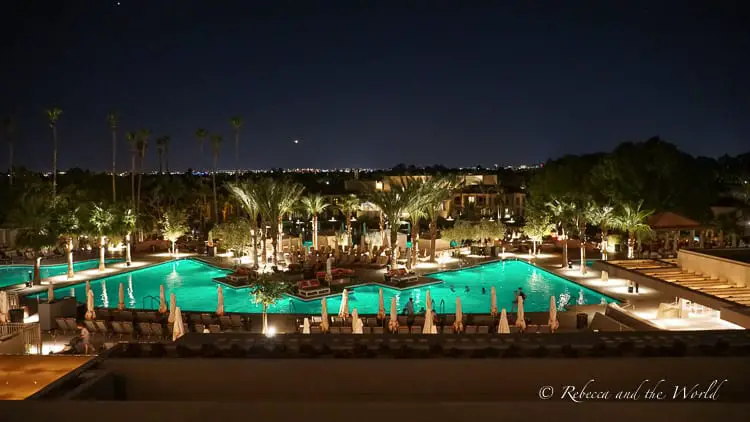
[0,258,123,288]
[36,258,616,314]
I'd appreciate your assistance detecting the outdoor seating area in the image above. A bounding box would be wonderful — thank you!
[296,280,332,298]
[384,268,418,284]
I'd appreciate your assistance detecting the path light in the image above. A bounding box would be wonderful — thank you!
[329,217,337,222]
[446,216,454,221]
[265,326,277,338]
[350,216,357,222]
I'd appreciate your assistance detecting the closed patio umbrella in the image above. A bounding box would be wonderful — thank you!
[352,308,362,333]
[117,283,125,310]
[172,306,185,341]
[158,285,168,314]
[338,289,349,318]
[498,308,510,334]
[216,286,225,316]
[320,297,330,332]
[85,280,91,297]
[388,297,398,333]
[377,288,386,320]
[47,285,55,303]
[490,286,498,316]
[423,290,435,334]
[549,295,559,332]
[85,289,96,320]
[168,292,177,324]
[0,291,10,323]
[303,317,311,334]
[516,296,527,331]
[453,297,464,333]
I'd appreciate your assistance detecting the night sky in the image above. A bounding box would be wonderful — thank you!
[2,1,749,172]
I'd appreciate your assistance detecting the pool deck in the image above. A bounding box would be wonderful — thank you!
[4,253,184,298]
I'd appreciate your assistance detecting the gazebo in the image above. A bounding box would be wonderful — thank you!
[647,211,703,252]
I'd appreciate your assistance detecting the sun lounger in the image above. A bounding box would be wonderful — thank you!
[341,326,353,334]
[477,325,489,334]
[138,322,153,338]
[310,326,322,334]
[230,314,243,329]
[55,318,69,333]
[373,327,384,334]
[397,326,409,334]
[151,323,164,338]
[111,321,125,337]
[95,320,109,336]
[331,316,344,326]
[361,326,372,334]
[201,313,215,325]
[442,325,453,334]
[409,326,420,334]
[207,324,220,333]
[329,326,341,334]
[97,309,111,320]
[195,323,206,333]
[189,314,202,325]
[366,317,378,327]
[219,316,232,329]
[464,325,477,334]
[397,316,407,326]
[84,320,98,334]
[121,321,135,336]
[64,318,78,331]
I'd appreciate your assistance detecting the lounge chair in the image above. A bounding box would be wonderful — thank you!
[95,320,110,336]
[230,314,244,330]
[201,313,214,325]
[329,327,341,334]
[64,318,78,331]
[219,316,232,330]
[409,326,421,334]
[97,309,111,320]
[442,325,453,334]
[341,326,353,334]
[397,326,409,334]
[464,325,477,334]
[138,322,153,338]
[366,317,378,327]
[111,321,125,337]
[362,326,372,334]
[84,320,98,334]
[55,318,69,333]
[121,321,135,336]
[310,326,322,334]
[477,325,490,334]
[195,323,206,333]
[151,323,165,338]
[208,324,221,333]
[373,327,384,334]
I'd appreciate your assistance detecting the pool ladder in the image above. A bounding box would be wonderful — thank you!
[288,299,297,313]
[142,295,159,309]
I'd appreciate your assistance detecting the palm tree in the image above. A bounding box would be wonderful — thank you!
[568,200,590,275]
[585,202,616,260]
[337,194,360,249]
[250,277,291,334]
[368,186,415,263]
[46,107,63,197]
[136,129,150,216]
[195,128,208,160]
[155,136,169,174]
[53,202,80,279]
[226,182,261,268]
[422,176,460,262]
[160,208,189,255]
[126,131,138,209]
[253,178,304,264]
[89,204,114,271]
[546,198,575,268]
[3,116,15,186]
[210,134,222,223]
[108,112,118,203]
[230,116,242,181]
[300,194,330,250]
[612,201,654,259]
[8,187,56,284]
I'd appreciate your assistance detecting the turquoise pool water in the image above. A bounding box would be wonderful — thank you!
[36,259,616,314]
[0,258,123,288]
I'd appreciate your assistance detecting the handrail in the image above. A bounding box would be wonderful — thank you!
[439,299,445,313]
[289,299,297,313]
[142,295,159,310]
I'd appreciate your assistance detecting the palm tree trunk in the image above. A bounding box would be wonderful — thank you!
[601,228,608,261]
[261,225,267,265]
[312,215,318,250]
[429,216,437,262]
[66,237,74,279]
[346,217,353,249]
[111,130,117,203]
[52,127,58,198]
[131,154,136,210]
[532,240,537,255]
[561,228,568,268]
[627,234,635,259]
[99,237,106,271]
[262,304,268,334]
[8,141,13,186]
[212,153,219,223]
[379,211,385,247]
[390,225,398,263]
[252,223,259,268]
[411,221,419,267]
[277,217,284,263]
[137,170,143,216]
[580,240,587,275]
[33,256,42,285]
[126,233,132,264]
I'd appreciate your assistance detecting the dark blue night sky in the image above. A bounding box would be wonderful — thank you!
[2,0,749,171]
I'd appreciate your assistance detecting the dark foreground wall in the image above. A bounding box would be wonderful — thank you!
[97,357,749,402]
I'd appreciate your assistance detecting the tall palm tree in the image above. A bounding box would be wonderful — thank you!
[337,194,360,249]
[210,134,222,223]
[108,112,118,203]
[195,128,208,161]
[546,198,575,268]
[613,201,654,259]
[368,186,415,263]
[230,116,242,181]
[300,194,330,250]
[403,180,434,268]
[126,131,138,209]
[9,191,56,285]
[46,107,63,197]
[3,116,15,186]
[89,204,114,271]
[155,136,169,174]
[568,200,590,275]
[423,176,460,262]
[585,202,616,261]
[253,178,304,264]
[226,181,261,268]
[136,129,150,216]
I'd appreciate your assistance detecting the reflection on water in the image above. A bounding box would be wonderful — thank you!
[101,280,109,308]
[127,274,135,307]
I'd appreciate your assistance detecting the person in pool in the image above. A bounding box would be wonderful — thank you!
[481,287,486,295]
[464,286,470,293]
[511,287,526,311]
[449,285,455,293]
